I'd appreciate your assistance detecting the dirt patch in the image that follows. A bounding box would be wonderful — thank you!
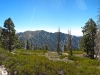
[45,51,73,63]
[74,54,84,57]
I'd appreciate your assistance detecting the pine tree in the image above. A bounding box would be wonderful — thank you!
[43,44,50,50]
[64,45,67,51]
[1,18,16,51]
[79,36,86,52]
[26,40,30,50]
[81,18,97,59]
[14,35,22,49]
[0,27,2,47]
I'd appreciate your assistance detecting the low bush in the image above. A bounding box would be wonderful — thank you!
[68,55,76,60]
[59,55,68,59]
[0,48,100,75]
[66,50,85,54]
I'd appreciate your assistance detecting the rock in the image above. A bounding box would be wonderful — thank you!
[0,65,8,75]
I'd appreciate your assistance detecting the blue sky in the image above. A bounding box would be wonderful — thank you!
[0,0,99,36]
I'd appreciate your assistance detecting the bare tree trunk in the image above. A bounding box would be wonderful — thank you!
[67,30,72,56]
[94,2,100,60]
[57,27,61,54]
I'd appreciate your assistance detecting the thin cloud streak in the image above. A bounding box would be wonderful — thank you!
[30,7,36,26]
[76,0,87,10]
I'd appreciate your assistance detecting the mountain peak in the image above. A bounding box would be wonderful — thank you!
[17,30,81,50]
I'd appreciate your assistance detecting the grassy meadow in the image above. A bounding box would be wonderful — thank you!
[0,48,100,75]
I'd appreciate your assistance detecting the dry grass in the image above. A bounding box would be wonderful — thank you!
[45,51,74,63]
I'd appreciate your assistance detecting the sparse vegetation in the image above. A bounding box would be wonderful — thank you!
[59,55,68,59]
[0,48,100,75]
[67,50,85,54]
[0,0,100,75]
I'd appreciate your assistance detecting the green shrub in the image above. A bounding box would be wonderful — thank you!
[59,55,68,59]
[72,51,85,54]
[0,48,100,74]
[66,50,85,54]
[68,55,76,60]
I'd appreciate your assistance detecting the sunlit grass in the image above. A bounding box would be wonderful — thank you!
[65,50,85,54]
[0,48,100,75]
[14,49,47,55]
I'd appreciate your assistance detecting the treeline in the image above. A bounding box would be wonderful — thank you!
[21,40,50,50]
[0,18,73,53]
[1,17,100,60]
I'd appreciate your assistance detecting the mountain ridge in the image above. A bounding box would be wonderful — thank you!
[17,30,81,51]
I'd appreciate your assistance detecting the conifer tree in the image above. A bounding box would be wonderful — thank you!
[81,18,97,59]
[26,40,30,50]
[14,35,22,49]
[43,44,50,50]
[1,18,16,51]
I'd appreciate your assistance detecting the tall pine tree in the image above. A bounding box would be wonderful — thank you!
[81,18,97,59]
[26,40,30,50]
[1,18,16,51]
